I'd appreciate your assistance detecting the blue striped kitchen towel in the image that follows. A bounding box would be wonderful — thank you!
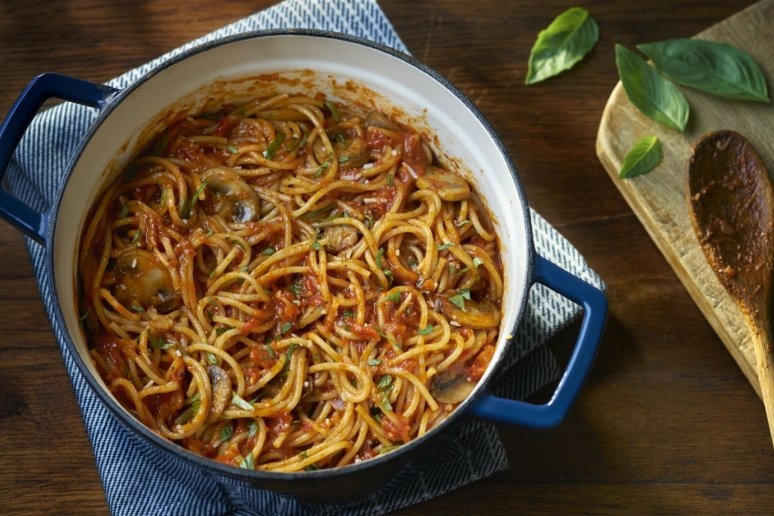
[4,0,604,514]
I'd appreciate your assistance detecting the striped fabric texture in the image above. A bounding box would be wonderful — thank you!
[4,0,604,514]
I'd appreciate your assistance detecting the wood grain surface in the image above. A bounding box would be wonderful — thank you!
[1,1,773,514]
[597,0,774,399]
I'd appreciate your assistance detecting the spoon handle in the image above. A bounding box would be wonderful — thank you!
[751,321,774,447]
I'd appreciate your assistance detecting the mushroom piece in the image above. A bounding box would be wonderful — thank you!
[415,167,471,201]
[429,370,476,405]
[365,110,399,131]
[112,248,182,313]
[200,167,261,223]
[206,364,232,422]
[440,295,500,329]
[326,123,369,170]
[321,224,359,253]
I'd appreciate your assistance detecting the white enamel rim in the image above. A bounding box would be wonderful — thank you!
[47,30,534,479]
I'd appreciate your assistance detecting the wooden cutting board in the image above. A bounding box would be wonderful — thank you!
[596,0,774,398]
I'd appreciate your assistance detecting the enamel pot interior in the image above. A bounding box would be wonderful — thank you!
[48,31,533,497]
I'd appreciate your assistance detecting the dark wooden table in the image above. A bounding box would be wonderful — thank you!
[2,0,773,513]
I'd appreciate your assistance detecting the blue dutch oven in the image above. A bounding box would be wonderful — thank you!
[0,31,606,501]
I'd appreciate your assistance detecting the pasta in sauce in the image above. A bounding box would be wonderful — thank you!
[78,91,504,471]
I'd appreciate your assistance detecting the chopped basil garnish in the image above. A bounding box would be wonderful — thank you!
[472,257,484,268]
[311,240,322,251]
[288,282,302,297]
[191,180,208,209]
[227,145,238,154]
[386,174,394,186]
[263,132,286,159]
[375,247,384,268]
[262,246,276,256]
[324,100,340,121]
[418,325,434,335]
[118,199,129,218]
[231,392,254,411]
[219,424,233,442]
[240,453,255,470]
[367,358,382,366]
[380,291,400,304]
[149,334,172,350]
[377,375,393,390]
[281,322,293,335]
[206,353,219,365]
[437,243,454,251]
[448,289,471,310]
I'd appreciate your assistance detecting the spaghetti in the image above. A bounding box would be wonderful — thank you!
[78,91,504,471]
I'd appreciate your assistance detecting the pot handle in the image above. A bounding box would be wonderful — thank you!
[0,73,118,244]
[470,255,607,428]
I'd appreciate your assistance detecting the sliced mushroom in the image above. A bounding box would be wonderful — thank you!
[322,224,359,253]
[365,110,399,131]
[415,168,471,201]
[326,123,369,170]
[200,167,261,223]
[440,295,500,329]
[113,248,182,314]
[429,370,476,405]
[206,364,232,422]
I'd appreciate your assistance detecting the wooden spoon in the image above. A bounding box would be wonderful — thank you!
[687,130,774,447]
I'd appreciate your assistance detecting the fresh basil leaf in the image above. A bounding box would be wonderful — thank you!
[219,423,233,442]
[525,7,599,85]
[281,322,293,335]
[637,39,770,103]
[615,44,689,131]
[619,135,663,179]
